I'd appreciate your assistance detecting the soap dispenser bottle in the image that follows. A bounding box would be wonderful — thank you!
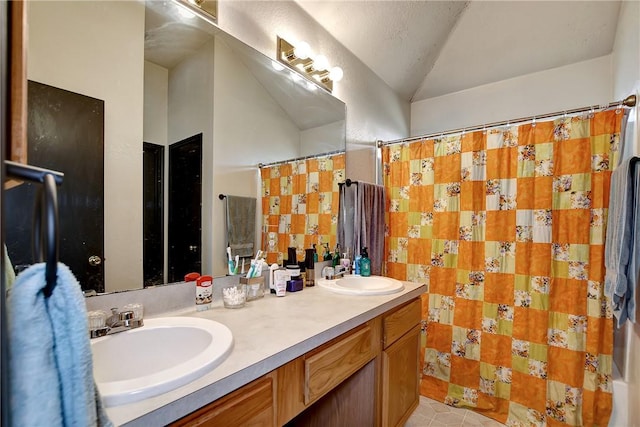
[332,243,341,267]
[360,247,371,277]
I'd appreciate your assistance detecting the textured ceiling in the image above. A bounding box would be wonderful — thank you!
[295,0,622,103]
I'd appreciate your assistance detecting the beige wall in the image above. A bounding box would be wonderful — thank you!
[27,1,145,292]
[411,55,613,136]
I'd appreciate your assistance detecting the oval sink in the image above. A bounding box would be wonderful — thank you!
[317,275,404,296]
[91,316,233,407]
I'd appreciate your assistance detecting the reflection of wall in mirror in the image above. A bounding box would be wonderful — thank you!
[27,1,145,293]
[212,37,302,277]
[144,37,216,282]
[300,121,346,157]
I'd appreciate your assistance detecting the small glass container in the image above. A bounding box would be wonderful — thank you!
[122,303,144,320]
[222,285,246,309]
[87,310,107,330]
[240,276,265,301]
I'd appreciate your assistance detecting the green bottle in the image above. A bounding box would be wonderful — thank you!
[323,243,332,261]
[360,247,371,277]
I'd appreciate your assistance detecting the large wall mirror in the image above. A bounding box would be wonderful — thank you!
[5,0,346,294]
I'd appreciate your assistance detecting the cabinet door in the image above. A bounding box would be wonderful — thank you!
[172,374,274,427]
[381,325,420,427]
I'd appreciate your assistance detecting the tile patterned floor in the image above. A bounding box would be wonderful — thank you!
[405,396,506,426]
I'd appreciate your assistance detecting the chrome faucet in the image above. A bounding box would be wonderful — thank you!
[89,307,144,339]
[334,265,348,278]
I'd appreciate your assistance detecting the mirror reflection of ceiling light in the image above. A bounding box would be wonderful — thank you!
[177,7,195,19]
[174,0,217,24]
[276,36,343,93]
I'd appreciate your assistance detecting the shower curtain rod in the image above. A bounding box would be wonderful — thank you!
[378,94,637,147]
[258,149,345,169]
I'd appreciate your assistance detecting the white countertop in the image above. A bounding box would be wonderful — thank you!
[107,281,426,426]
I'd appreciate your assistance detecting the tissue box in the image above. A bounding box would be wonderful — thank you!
[240,276,265,301]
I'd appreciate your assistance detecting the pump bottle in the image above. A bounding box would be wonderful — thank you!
[360,247,371,277]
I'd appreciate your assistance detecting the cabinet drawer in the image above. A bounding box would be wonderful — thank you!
[172,375,274,427]
[304,324,374,404]
[383,298,421,348]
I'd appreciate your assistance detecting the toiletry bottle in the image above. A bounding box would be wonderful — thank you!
[323,243,332,261]
[196,275,213,311]
[360,247,371,277]
[354,252,362,275]
[312,244,319,263]
[332,243,341,267]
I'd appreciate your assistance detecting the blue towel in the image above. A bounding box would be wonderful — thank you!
[604,157,638,327]
[8,263,113,427]
[624,165,639,323]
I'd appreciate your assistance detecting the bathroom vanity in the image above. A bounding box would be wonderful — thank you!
[101,281,426,426]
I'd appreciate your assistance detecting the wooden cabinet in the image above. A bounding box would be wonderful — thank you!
[171,373,276,427]
[277,318,381,425]
[172,297,422,427]
[381,299,421,427]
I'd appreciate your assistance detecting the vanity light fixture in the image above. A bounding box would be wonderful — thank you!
[175,0,217,23]
[276,36,343,93]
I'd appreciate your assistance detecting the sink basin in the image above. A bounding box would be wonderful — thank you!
[317,275,404,296]
[91,316,233,407]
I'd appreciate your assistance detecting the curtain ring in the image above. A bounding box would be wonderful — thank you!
[531,117,536,128]
[616,102,622,114]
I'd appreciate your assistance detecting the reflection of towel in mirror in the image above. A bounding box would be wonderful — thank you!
[8,262,113,427]
[226,196,257,258]
[605,157,639,327]
[338,182,386,276]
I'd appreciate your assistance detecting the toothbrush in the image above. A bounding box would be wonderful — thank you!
[246,260,256,278]
[234,255,239,274]
[227,247,235,275]
[252,251,263,277]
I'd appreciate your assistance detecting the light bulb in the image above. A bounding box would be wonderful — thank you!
[306,82,317,91]
[293,41,311,60]
[329,67,344,82]
[313,55,329,71]
[271,61,284,71]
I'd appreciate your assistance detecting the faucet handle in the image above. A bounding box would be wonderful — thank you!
[119,311,134,321]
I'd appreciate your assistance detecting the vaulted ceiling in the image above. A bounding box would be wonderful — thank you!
[294,1,622,103]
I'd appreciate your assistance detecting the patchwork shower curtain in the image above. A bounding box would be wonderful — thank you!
[382,110,624,426]
[261,153,345,265]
